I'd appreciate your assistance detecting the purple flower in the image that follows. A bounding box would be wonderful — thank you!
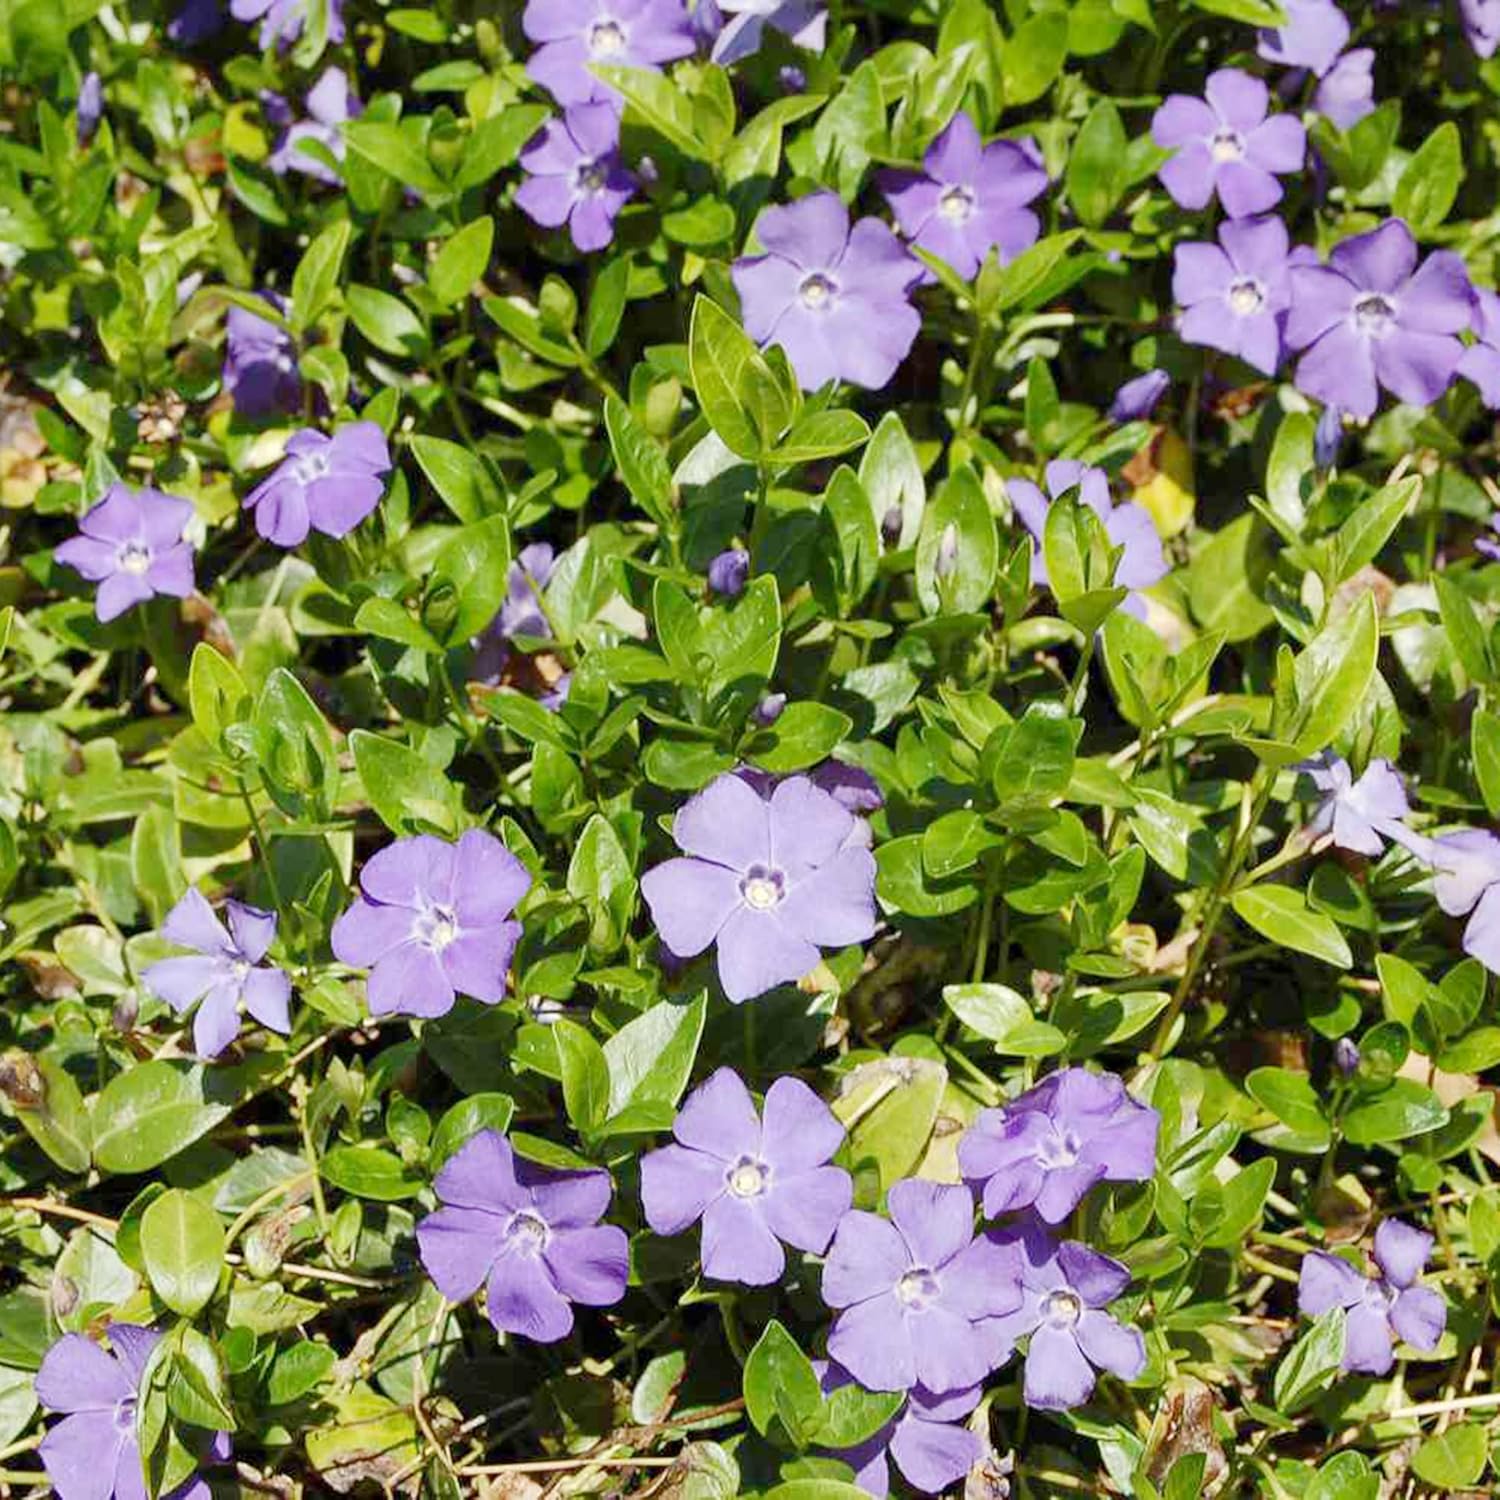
[878,112,1048,282]
[823,1179,1022,1393]
[1298,1219,1446,1374]
[1287,219,1473,420]
[268,67,359,185]
[753,692,787,726]
[1462,0,1500,58]
[36,1325,230,1500]
[640,1067,852,1284]
[55,483,195,623]
[516,104,637,254]
[1007,461,1168,618]
[1392,828,1500,973]
[1151,69,1306,218]
[142,889,292,1059]
[958,1067,1159,1225]
[640,772,877,1004]
[1109,369,1170,423]
[710,0,827,64]
[168,0,226,43]
[1297,751,1410,855]
[1315,404,1343,467]
[707,547,749,598]
[523,0,696,107]
[471,542,557,683]
[231,0,345,48]
[1257,0,1349,75]
[1461,287,1500,408]
[417,1130,629,1342]
[1172,214,1293,376]
[732,192,923,392]
[1315,49,1375,129]
[243,422,391,547]
[986,1226,1146,1411]
[809,759,883,815]
[1333,1036,1361,1075]
[816,1364,984,1500]
[224,295,301,419]
[77,73,103,148]
[331,829,530,1019]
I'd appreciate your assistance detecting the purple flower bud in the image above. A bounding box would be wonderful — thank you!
[707,547,750,598]
[935,523,959,579]
[1314,404,1343,468]
[880,504,904,547]
[753,692,787,726]
[1333,1037,1360,1076]
[779,64,807,92]
[1108,369,1171,423]
[76,73,103,148]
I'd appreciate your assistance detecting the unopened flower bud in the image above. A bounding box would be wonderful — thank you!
[935,523,959,579]
[1315,404,1343,469]
[1333,1036,1360,1076]
[779,64,807,93]
[880,505,904,546]
[754,692,787,727]
[707,547,749,599]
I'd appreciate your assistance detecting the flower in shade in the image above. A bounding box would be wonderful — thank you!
[753,692,787,727]
[710,0,826,63]
[1460,287,1500,408]
[516,104,637,254]
[417,1130,629,1342]
[1390,828,1500,974]
[36,1325,231,1500]
[986,1225,1146,1411]
[1462,0,1500,58]
[1333,1036,1361,1076]
[55,483,195,623]
[824,1181,1021,1394]
[1007,460,1168,619]
[523,0,696,106]
[958,1067,1159,1225]
[471,542,557,683]
[878,112,1048,282]
[732,192,923,392]
[268,67,359,185]
[1286,219,1473,421]
[1256,0,1348,75]
[1172,214,1292,376]
[168,0,226,44]
[809,760,883,815]
[707,547,749,598]
[640,771,877,1003]
[142,889,292,1059]
[243,422,391,547]
[1298,1219,1446,1374]
[224,296,301,419]
[231,0,345,48]
[1151,69,1306,218]
[816,1363,984,1500]
[331,829,530,1019]
[1315,49,1375,130]
[640,1067,852,1284]
[1109,370,1170,423]
[77,73,103,147]
[1296,751,1410,855]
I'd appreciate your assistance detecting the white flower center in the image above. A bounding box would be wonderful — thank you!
[232,958,251,982]
[506,1209,549,1255]
[1041,1289,1083,1327]
[727,1155,769,1198]
[1353,292,1396,337]
[895,1267,940,1308]
[575,159,608,194]
[740,864,784,911]
[798,272,836,309]
[938,185,976,223]
[1036,1127,1083,1169]
[117,541,152,575]
[1228,277,1264,316]
[1210,127,1244,162]
[415,905,459,952]
[292,449,331,484]
[113,1395,137,1433]
[589,19,626,54]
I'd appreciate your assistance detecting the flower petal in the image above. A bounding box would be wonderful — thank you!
[417,1205,500,1302]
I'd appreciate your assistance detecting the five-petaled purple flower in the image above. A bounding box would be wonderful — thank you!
[958,1067,1159,1225]
[331,829,530,1019]
[879,112,1048,282]
[1007,461,1168,619]
[1461,287,1500,409]
[1297,751,1410,855]
[732,192,923,392]
[1257,0,1348,75]
[1298,1219,1446,1374]
[36,1325,230,1500]
[1315,49,1375,130]
[243,422,391,547]
[640,771,877,1004]
[817,1362,984,1500]
[986,1225,1146,1411]
[1172,214,1292,376]
[1392,827,1500,975]
[823,1179,1022,1394]
[268,67,359,185]
[55,483,196,623]
[641,1067,852,1284]
[417,1130,629,1342]
[1151,69,1306,219]
[707,547,749,598]
[1286,218,1473,421]
[523,0,696,106]
[224,295,301,419]
[231,0,344,48]
[707,0,827,64]
[517,104,637,254]
[143,889,292,1059]
[472,541,557,683]
[1109,369,1170,423]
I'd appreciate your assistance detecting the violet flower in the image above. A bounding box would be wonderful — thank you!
[753,692,787,726]
[1333,1036,1361,1076]
[986,1225,1146,1411]
[1151,69,1306,219]
[516,104,637,254]
[640,1067,852,1284]
[1006,460,1168,619]
[417,1130,629,1342]
[823,1179,1022,1394]
[879,112,1048,282]
[1461,0,1500,58]
[1296,751,1410,855]
[1286,219,1473,420]
[809,759,884,815]
[77,73,103,148]
[707,547,749,598]
[1316,49,1375,129]
[231,0,345,49]
[268,67,359,185]
[732,191,923,392]
[816,1363,984,1500]
[471,542,557,684]
[1315,404,1343,467]
[1390,828,1500,974]
[640,771,877,1003]
[958,1067,1159,1225]
[710,0,826,63]
[331,829,530,1019]
[242,422,391,547]
[1172,214,1293,376]
[523,0,696,107]
[55,483,196,623]
[36,1325,230,1500]
[1460,287,1500,408]
[1257,0,1349,75]
[142,889,292,1059]
[1109,370,1170,423]
[224,295,301,419]
[1298,1219,1446,1373]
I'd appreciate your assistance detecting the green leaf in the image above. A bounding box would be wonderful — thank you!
[9,1055,91,1175]
[253,668,339,819]
[809,1383,905,1449]
[430,1094,516,1169]
[410,433,506,523]
[748,702,852,773]
[1273,1309,1344,1412]
[429,215,493,307]
[1411,1424,1487,1489]
[594,63,708,160]
[1434,572,1492,687]
[1002,10,1069,105]
[350,730,464,838]
[1392,121,1463,233]
[140,1188,225,1315]
[343,119,447,196]
[1291,590,1378,754]
[585,253,632,358]
[770,410,870,466]
[428,513,512,645]
[858,411,924,549]
[603,993,706,1118]
[1341,1078,1449,1145]
[1473,709,1500,818]
[688,295,788,459]
[743,1320,821,1443]
[291,218,352,332]
[991,702,1081,808]
[1199,1158,1276,1248]
[1065,98,1127,228]
[1230,887,1352,968]
[566,813,637,954]
[915,465,997,615]
[1333,476,1419,583]
[605,396,674,531]
[92,1062,231,1175]
[1246,1066,1331,1145]
[321,1145,425,1200]
[554,1018,611,1135]
[345,283,429,359]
